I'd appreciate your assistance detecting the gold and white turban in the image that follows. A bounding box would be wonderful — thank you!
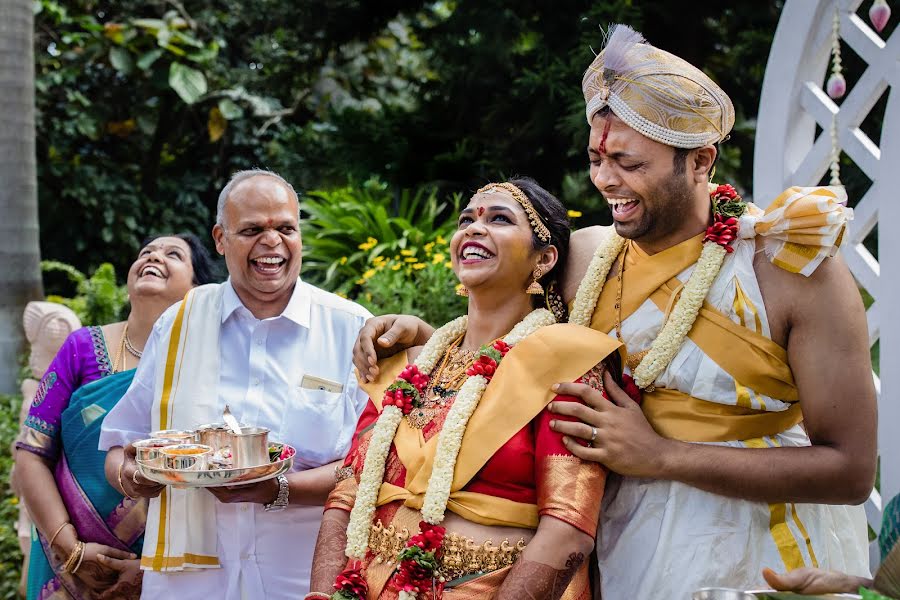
[582,24,735,148]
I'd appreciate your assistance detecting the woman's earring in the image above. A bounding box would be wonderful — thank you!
[526,266,545,295]
[456,284,469,297]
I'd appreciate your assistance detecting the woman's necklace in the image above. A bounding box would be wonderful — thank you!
[123,325,143,359]
[407,334,477,429]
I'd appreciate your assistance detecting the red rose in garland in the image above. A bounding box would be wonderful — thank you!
[390,521,446,598]
[704,183,747,254]
[466,339,511,382]
[332,565,368,600]
[383,365,430,415]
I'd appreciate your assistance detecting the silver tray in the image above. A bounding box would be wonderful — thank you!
[137,445,295,488]
[694,589,861,600]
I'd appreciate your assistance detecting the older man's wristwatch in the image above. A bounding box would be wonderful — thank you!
[264,475,289,512]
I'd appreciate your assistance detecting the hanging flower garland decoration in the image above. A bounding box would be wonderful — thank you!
[570,184,745,391]
[337,309,556,599]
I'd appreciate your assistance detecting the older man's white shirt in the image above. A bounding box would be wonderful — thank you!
[100,279,371,599]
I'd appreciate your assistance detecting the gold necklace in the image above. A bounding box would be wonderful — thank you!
[123,325,143,358]
[614,243,650,373]
[407,334,476,429]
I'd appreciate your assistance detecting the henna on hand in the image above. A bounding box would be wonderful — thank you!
[496,552,585,600]
[309,509,351,593]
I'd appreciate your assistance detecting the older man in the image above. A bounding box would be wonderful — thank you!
[100,170,371,599]
[353,25,876,600]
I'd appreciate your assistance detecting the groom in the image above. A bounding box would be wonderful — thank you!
[353,24,876,599]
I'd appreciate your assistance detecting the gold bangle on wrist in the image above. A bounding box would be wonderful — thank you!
[61,540,85,574]
[48,522,71,550]
[117,462,134,500]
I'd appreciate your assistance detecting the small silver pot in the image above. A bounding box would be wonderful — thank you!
[134,438,180,464]
[230,426,270,468]
[161,444,212,471]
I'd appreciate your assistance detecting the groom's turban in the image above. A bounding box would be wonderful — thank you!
[582,24,735,149]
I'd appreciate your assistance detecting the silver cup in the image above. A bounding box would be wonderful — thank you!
[150,429,197,443]
[196,423,236,452]
[230,426,270,468]
[161,444,212,471]
[134,438,180,464]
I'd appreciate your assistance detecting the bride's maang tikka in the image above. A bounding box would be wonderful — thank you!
[476,182,552,243]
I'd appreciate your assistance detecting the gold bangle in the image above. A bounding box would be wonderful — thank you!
[48,522,71,550]
[62,540,84,574]
[117,462,134,500]
[71,541,86,574]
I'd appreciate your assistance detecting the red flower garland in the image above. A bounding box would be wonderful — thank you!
[465,339,511,382]
[332,565,368,600]
[390,521,446,597]
[703,184,746,254]
[383,365,430,415]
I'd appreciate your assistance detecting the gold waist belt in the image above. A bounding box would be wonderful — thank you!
[368,519,527,582]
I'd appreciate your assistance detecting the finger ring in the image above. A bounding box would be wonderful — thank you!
[590,426,598,445]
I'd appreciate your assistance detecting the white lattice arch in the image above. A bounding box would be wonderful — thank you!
[755,0,899,564]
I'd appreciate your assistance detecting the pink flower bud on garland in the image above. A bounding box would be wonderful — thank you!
[332,565,368,600]
[383,366,430,416]
[870,0,891,33]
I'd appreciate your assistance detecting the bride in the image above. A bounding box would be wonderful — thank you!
[307,178,629,600]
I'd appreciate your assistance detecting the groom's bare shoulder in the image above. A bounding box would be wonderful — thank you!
[561,225,616,304]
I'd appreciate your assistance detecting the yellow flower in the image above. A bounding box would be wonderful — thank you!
[362,269,376,280]
[355,278,366,285]
[436,235,447,245]
[404,257,418,263]
[432,253,445,264]
[391,263,402,271]
[444,261,453,269]
[358,237,378,251]
[373,256,387,265]
[424,241,435,253]
[336,291,347,298]
[339,256,348,265]
[412,263,427,270]
[365,293,372,301]
[400,249,415,256]
[567,210,583,218]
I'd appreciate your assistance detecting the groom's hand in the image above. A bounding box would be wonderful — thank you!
[548,371,671,478]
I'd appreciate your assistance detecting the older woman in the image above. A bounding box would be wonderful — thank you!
[308,179,631,600]
[15,233,216,600]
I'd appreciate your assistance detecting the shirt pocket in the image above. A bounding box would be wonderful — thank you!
[279,383,346,467]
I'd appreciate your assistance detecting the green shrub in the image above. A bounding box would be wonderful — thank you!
[0,394,24,599]
[351,235,467,326]
[300,179,461,295]
[41,261,129,325]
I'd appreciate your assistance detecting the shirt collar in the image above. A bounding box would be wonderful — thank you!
[221,279,311,328]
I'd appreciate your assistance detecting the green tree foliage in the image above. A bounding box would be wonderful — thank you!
[41,261,129,324]
[300,179,460,294]
[34,0,784,283]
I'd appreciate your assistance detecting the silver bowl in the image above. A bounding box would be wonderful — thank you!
[137,444,295,488]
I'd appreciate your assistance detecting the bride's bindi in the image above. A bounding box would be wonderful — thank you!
[477,206,485,216]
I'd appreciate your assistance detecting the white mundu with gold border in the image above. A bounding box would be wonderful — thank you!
[590,229,870,600]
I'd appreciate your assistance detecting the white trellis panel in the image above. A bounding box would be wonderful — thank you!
[754,0,899,565]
